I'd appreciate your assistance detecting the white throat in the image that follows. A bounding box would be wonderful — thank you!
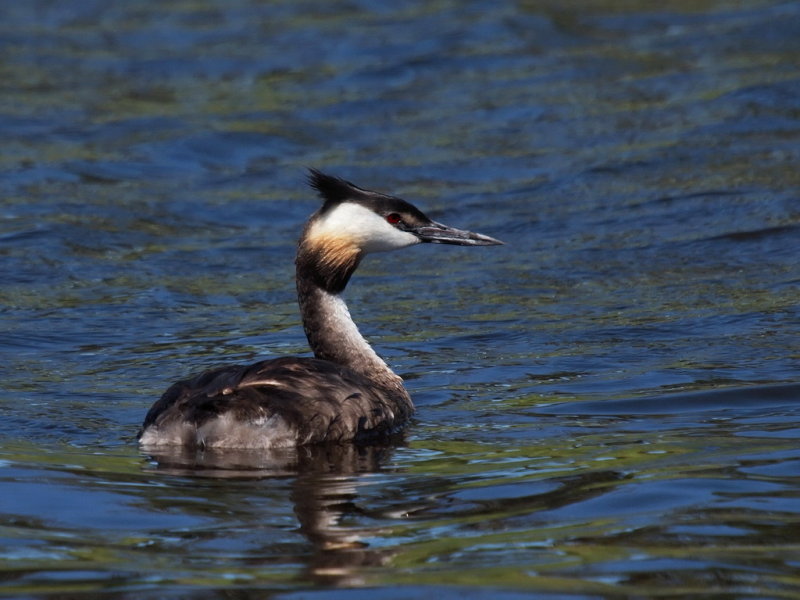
[322,291,385,366]
[298,285,404,391]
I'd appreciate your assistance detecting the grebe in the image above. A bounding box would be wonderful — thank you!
[138,170,502,449]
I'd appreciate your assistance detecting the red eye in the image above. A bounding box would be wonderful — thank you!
[386,213,402,225]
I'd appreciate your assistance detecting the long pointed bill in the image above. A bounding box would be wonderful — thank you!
[412,221,504,246]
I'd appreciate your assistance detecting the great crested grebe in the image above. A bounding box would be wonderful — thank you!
[138,170,502,449]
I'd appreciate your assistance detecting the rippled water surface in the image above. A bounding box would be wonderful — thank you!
[2,1,800,598]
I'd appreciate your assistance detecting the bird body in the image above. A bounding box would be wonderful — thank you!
[138,171,501,449]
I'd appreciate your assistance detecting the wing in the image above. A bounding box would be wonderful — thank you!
[138,357,409,448]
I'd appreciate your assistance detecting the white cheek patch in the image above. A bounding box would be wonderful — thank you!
[312,202,420,254]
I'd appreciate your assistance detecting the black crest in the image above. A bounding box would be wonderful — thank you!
[306,169,431,223]
[307,169,369,206]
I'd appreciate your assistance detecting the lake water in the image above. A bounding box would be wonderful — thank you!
[2,1,800,598]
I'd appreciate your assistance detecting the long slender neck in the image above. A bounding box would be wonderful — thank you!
[295,245,407,397]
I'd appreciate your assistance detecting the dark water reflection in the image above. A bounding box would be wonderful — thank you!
[145,443,399,588]
[3,0,800,598]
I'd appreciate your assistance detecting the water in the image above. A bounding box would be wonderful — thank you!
[2,0,800,597]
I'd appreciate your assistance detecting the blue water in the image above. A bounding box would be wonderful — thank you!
[2,1,800,598]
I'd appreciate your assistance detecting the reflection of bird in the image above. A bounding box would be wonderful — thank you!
[138,170,502,449]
